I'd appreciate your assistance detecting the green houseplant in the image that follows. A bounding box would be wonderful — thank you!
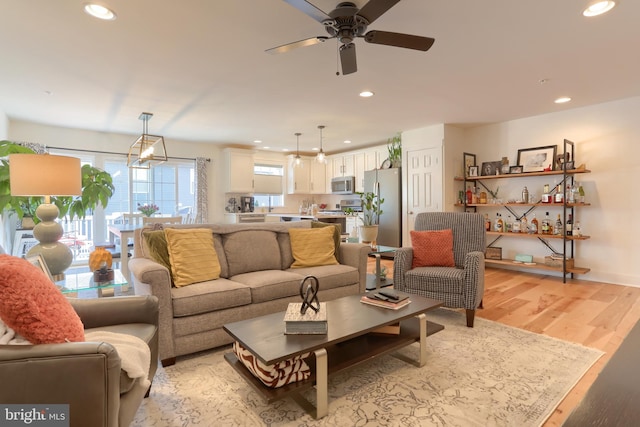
[387,133,402,168]
[357,191,384,244]
[0,140,115,222]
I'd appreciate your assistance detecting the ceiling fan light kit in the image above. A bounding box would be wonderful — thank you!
[269,0,435,75]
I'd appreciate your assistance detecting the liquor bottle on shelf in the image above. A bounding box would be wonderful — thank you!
[577,182,585,203]
[522,186,529,203]
[466,186,473,204]
[520,215,528,234]
[567,184,575,203]
[574,220,582,237]
[566,213,573,236]
[484,213,491,231]
[494,213,503,232]
[530,213,539,234]
[554,183,564,203]
[542,184,552,203]
[506,215,513,232]
[541,212,551,234]
[554,214,563,235]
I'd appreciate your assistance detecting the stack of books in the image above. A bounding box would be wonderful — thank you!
[283,302,328,335]
[360,290,411,310]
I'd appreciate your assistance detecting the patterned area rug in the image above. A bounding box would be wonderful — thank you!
[133,308,603,426]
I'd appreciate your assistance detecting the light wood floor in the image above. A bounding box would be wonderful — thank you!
[369,258,640,426]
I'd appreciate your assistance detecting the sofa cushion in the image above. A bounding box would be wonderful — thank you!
[171,278,252,317]
[410,229,455,268]
[311,221,341,263]
[277,232,295,270]
[285,264,359,291]
[404,266,465,295]
[0,255,84,344]
[165,228,221,287]
[142,230,172,280]
[223,230,282,276]
[230,270,305,304]
[289,227,339,268]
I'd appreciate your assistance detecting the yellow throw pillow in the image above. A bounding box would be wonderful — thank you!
[164,228,221,287]
[289,227,339,268]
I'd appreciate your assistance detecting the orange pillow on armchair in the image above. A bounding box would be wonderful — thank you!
[410,229,455,268]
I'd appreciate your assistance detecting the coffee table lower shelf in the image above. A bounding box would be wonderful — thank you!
[223,317,444,409]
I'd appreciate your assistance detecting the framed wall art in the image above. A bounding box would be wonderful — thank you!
[25,253,54,282]
[469,166,479,177]
[481,161,502,176]
[463,152,476,177]
[509,165,523,174]
[517,145,557,173]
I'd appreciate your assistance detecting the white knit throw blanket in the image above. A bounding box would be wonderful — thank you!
[85,330,151,388]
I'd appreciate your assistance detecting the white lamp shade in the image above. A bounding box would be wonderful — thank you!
[9,154,82,196]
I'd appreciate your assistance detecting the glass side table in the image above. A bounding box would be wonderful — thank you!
[57,269,129,298]
[366,245,397,291]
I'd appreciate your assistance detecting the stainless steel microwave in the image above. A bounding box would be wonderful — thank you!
[331,176,355,194]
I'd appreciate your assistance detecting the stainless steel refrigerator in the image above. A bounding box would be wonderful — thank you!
[363,168,402,247]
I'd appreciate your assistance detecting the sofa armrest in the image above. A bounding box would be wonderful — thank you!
[70,295,159,329]
[393,247,414,292]
[129,257,175,363]
[463,251,485,308]
[0,342,122,426]
[338,243,371,293]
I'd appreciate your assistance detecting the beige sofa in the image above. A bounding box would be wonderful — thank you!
[129,221,370,366]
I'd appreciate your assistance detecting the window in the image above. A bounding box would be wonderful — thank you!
[253,163,283,208]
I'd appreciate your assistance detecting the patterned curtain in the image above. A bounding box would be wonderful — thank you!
[195,157,208,223]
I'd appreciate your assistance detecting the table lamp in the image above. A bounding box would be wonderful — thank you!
[9,153,82,280]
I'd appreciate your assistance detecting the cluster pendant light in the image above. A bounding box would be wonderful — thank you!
[316,125,326,164]
[294,132,303,167]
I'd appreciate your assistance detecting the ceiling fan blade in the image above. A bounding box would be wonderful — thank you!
[265,36,329,54]
[364,30,435,51]
[340,43,357,75]
[357,0,401,24]
[283,0,330,23]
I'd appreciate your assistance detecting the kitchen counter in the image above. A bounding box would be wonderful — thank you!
[266,213,348,220]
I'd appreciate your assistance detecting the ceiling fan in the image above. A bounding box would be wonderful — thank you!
[266,0,435,75]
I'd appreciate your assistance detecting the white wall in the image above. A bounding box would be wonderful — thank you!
[461,96,640,287]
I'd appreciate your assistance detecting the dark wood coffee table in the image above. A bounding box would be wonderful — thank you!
[223,292,443,419]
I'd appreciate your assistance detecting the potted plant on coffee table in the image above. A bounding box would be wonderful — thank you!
[357,191,384,245]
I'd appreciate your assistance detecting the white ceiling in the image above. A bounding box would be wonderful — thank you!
[1,0,638,154]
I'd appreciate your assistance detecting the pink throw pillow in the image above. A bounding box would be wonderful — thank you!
[0,255,84,344]
[410,229,455,268]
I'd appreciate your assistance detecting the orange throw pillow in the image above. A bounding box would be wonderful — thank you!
[0,255,84,344]
[410,229,455,268]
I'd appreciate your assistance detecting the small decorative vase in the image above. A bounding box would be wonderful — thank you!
[89,247,113,271]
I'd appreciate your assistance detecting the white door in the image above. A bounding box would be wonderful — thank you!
[405,147,442,240]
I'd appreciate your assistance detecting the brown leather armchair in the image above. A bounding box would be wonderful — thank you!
[0,295,159,427]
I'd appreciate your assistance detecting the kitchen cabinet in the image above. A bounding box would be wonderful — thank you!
[287,156,327,194]
[331,154,355,178]
[354,152,366,192]
[456,140,591,282]
[223,148,254,193]
[287,156,311,194]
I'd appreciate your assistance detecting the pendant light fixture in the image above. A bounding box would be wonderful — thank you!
[316,125,326,163]
[294,132,303,167]
[127,112,168,169]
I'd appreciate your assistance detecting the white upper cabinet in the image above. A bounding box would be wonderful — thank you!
[287,156,311,194]
[223,148,254,193]
[310,160,327,194]
[331,153,355,178]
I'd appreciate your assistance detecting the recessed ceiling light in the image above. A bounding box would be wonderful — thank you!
[282,148,289,152]
[359,91,374,97]
[253,140,262,144]
[555,96,572,104]
[83,3,117,20]
[344,140,352,144]
[263,146,270,150]
[311,147,319,151]
[583,1,616,17]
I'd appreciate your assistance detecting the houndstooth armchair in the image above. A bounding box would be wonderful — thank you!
[393,212,485,327]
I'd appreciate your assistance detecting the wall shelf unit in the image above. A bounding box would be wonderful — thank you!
[457,139,591,282]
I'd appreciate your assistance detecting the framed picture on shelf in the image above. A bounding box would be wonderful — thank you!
[481,161,502,176]
[25,254,54,282]
[509,165,523,174]
[463,152,476,177]
[468,166,479,177]
[517,145,557,173]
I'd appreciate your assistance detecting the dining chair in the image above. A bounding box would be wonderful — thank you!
[142,216,183,225]
[123,213,144,227]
